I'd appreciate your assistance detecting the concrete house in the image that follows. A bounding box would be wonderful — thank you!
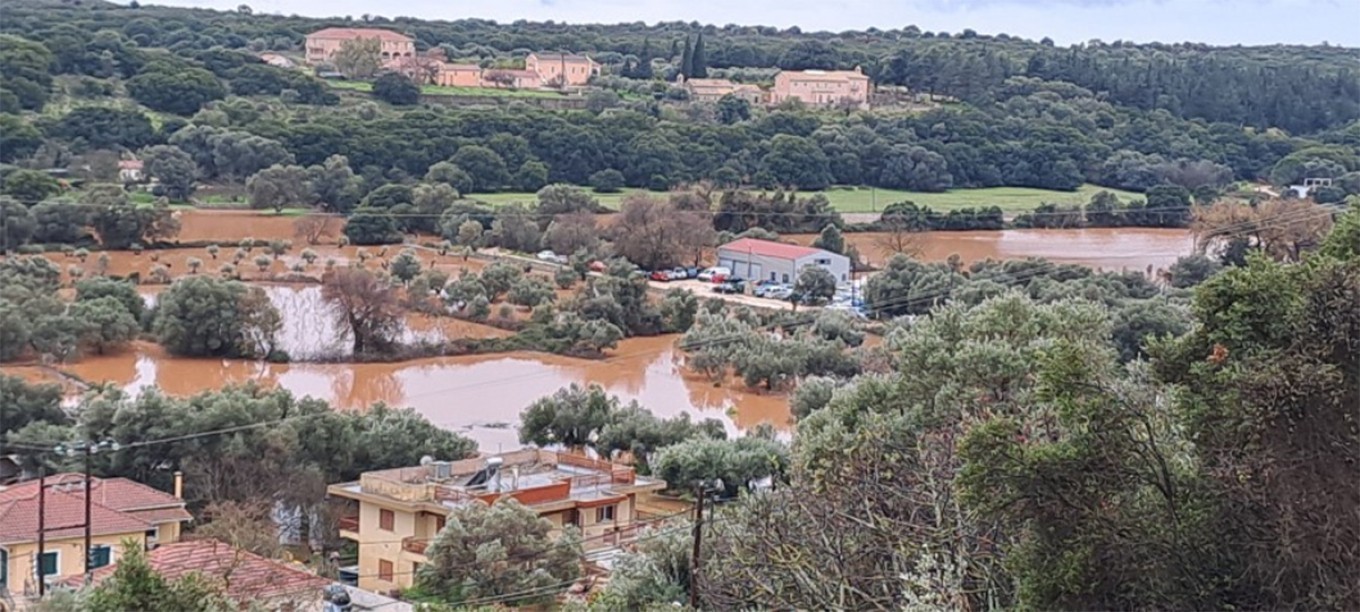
[679,76,764,104]
[326,449,666,593]
[435,63,484,87]
[770,67,871,109]
[717,238,851,284]
[526,53,600,88]
[0,474,190,601]
[305,28,415,65]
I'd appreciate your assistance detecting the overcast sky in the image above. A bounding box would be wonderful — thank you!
[152,0,1360,46]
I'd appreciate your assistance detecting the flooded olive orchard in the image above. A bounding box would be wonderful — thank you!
[10,210,1195,451]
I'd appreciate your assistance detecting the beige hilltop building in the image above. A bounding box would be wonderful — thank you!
[771,67,871,109]
[679,76,765,104]
[526,53,601,87]
[305,27,416,64]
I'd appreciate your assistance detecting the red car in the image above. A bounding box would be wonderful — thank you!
[649,270,672,282]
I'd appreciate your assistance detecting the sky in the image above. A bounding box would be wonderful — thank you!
[151,0,1360,46]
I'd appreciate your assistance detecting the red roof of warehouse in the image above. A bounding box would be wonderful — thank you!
[718,238,825,260]
[307,27,412,42]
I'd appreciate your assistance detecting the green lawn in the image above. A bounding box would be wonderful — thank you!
[812,184,1142,213]
[470,184,1141,214]
[328,80,569,99]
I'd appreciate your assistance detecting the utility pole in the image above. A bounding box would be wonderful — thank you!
[82,443,93,585]
[53,440,119,587]
[37,465,46,597]
[689,481,706,610]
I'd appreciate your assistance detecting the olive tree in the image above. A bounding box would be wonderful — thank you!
[152,276,281,358]
[416,498,581,606]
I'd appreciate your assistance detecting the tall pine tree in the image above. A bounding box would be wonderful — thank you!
[692,32,708,78]
[680,35,694,80]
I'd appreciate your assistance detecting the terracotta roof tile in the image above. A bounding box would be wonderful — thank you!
[78,539,331,602]
[718,238,827,260]
[0,475,188,544]
[0,492,152,545]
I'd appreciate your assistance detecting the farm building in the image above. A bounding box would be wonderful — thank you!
[716,238,851,284]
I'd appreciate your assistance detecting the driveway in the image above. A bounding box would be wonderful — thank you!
[649,278,800,311]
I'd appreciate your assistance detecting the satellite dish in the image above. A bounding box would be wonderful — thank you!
[419,455,435,466]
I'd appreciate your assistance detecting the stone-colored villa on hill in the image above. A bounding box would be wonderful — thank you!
[305,27,415,64]
[525,53,601,87]
[679,76,764,103]
[771,67,871,109]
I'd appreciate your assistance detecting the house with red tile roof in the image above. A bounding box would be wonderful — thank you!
[70,539,332,610]
[0,473,189,600]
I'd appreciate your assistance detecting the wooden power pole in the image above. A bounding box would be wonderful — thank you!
[689,482,706,609]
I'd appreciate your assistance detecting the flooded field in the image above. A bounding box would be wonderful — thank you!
[789,228,1195,273]
[56,336,789,451]
[3,212,1199,452]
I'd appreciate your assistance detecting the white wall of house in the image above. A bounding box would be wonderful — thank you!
[715,247,850,284]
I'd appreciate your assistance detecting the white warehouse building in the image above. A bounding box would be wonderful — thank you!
[715,238,851,284]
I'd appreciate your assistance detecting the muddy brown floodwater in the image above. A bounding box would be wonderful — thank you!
[57,336,790,451]
[789,228,1195,273]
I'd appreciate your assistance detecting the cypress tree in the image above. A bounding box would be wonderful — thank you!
[637,37,654,79]
[680,35,694,79]
[692,32,708,78]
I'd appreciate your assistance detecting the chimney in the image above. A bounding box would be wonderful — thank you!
[173,471,183,499]
[511,466,520,491]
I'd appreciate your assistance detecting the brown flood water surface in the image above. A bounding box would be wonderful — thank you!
[60,336,790,451]
[790,228,1194,272]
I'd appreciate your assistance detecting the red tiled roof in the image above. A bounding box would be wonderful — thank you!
[0,474,184,511]
[718,238,826,260]
[77,540,330,602]
[307,27,412,43]
[0,492,152,545]
[0,474,189,543]
[117,160,143,169]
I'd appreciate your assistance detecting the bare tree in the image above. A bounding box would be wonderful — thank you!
[874,219,925,258]
[321,267,404,355]
[612,194,715,270]
[192,500,284,559]
[293,214,338,245]
[1192,199,1333,261]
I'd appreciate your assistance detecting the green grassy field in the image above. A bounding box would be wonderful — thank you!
[329,80,568,99]
[470,184,1141,213]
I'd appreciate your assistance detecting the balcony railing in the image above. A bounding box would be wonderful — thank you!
[337,516,359,532]
[402,537,430,556]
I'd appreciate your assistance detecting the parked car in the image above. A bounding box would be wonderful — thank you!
[536,250,567,264]
[589,260,607,273]
[712,278,747,294]
[649,270,673,282]
[669,267,689,280]
[697,267,731,282]
[764,285,793,300]
[684,267,701,279]
[752,280,782,297]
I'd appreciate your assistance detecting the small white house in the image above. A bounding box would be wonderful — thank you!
[118,159,144,183]
[716,238,851,284]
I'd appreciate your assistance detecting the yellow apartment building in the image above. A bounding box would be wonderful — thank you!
[326,449,667,593]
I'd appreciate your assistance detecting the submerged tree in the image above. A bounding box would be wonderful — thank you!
[321,267,403,355]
